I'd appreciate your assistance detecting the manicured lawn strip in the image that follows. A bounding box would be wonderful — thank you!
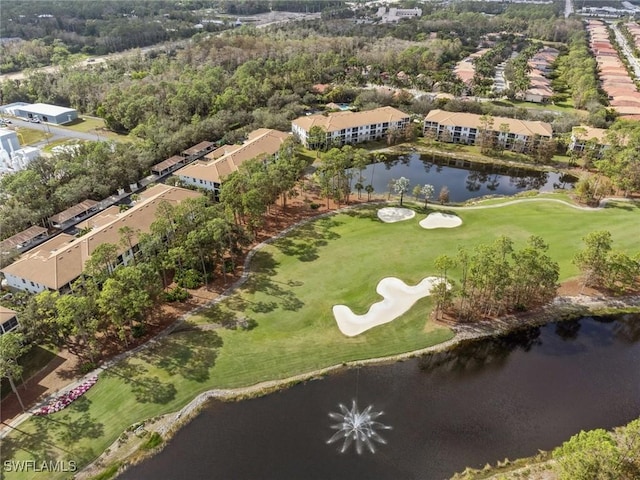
[4,199,639,479]
[14,127,50,146]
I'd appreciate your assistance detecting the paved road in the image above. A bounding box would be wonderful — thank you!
[4,117,110,148]
[609,22,640,81]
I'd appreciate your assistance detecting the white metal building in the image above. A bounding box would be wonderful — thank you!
[2,102,78,124]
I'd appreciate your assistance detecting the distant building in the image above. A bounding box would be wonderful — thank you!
[0,226,48,254]
[376,7,422,23]
[1,102,78,125]
[292,106,410,148]
[568,126,611,156]
[0,128,39,174]
[49,200,100,230]
[0,128,20,153]
[0,306,19,335]
[1,185,200,293]
[176,129,290,194]
[424,109,552,152]
[150,141,217,177]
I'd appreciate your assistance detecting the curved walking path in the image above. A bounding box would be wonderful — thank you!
[439,196,635,212]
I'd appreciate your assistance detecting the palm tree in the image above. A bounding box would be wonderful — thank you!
[365,184,375,201]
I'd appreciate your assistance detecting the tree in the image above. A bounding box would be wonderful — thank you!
[432,254,456,319]
[412,184,422,201]
[421,184,435,207]
[574,174,612,205]
[617,419,640,478]
[316,147,350,208]
[573,230,612,289]
[553,429,622,480]
[307,125,328,153]
[119,226,140,265]
[605,251,640,295]
[438,185,450,204]
[447,235,559,321]
[0,332,28,411]
[85,242,119,282]
[97,264,159,346]
[498,122,510,152]
[509,235,559,311]
[478,114,495,154]
[392,177,410,206]
[55,293,100,362]
[19,290,60,346]
[365,184,375,201]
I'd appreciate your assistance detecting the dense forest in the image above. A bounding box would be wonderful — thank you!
[0,0,347,72]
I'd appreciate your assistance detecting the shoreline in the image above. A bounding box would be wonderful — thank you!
[79,293,640,479]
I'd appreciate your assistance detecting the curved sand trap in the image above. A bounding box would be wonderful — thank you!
[377,207,415,223]
[419,212,462,229]
[333,277,444,337]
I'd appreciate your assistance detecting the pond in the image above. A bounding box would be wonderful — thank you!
[122,314,640,480]
[351,153,575,203]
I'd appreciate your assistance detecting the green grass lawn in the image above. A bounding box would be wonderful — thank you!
[490,99,581,113]
[4,197,640,479]
[58,116,126,142]
[412,139,554,169]
[14,127,51,146]
[1,346,57,400]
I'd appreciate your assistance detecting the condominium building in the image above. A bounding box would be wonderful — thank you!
[0,184,200,293]
[175,128,290,194]
[568,126,611,156]
[0,306,19,335]
[291,106,410,148]
[424,109,553,152]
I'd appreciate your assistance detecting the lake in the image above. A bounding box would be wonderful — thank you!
[122,314,640,480]
[351,153,575,203]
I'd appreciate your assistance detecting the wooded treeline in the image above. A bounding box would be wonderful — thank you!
[431,236,560,322]
[0,0,236,72]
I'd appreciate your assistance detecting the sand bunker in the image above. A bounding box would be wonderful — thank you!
[333,277,444,337]
[377,207,416,223]
[419,212,462,229]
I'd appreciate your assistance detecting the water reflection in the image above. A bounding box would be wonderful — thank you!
[418,327,542,374]
[356,153,570,202]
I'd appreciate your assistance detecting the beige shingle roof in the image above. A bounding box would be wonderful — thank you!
[0,306,17,323]
[151,155,184,174]
[1,185,200,290]
[176,129,290,184]
[181,141,214,156]
[571,126,609,143]
[425,109,553,137]
[292,106,409,134]
[0,226,47,251]
[49,200,99,225]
